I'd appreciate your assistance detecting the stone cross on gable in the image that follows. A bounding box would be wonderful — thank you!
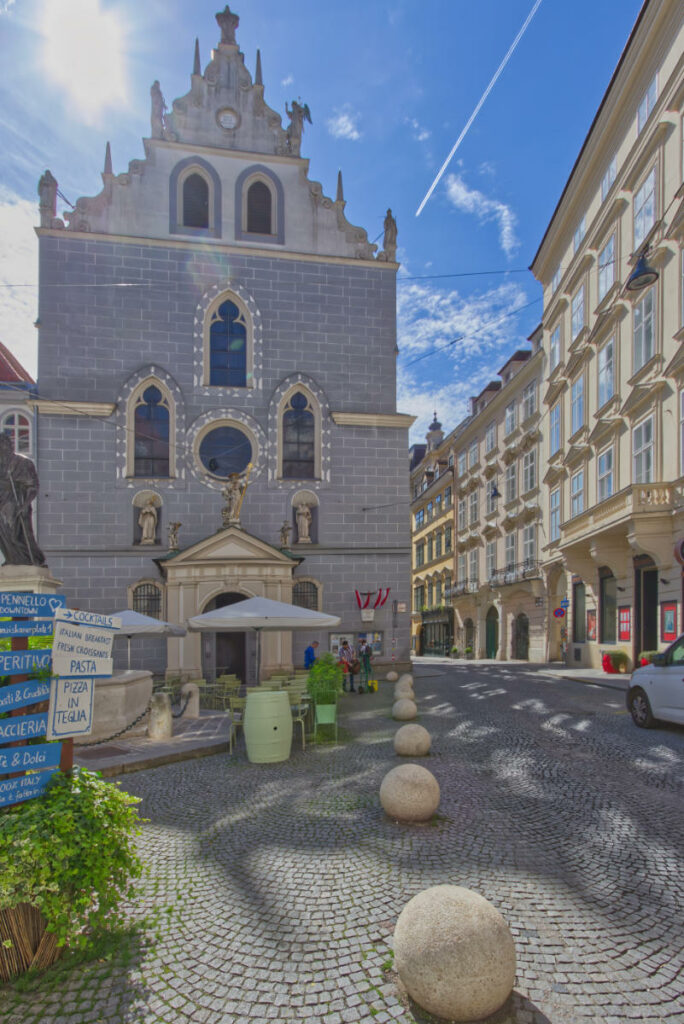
[216,5,239,45]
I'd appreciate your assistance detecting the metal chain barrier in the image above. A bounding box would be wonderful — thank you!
[79,702,151,747]
[172,693,192,719]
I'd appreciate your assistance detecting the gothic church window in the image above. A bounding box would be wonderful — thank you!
[247,180,272,234]
[282,392,315,478]
[134,385,170,477]
[208,299,247,386]
[182,173,209,229]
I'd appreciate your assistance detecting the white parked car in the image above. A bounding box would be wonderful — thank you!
[627,636,684,728]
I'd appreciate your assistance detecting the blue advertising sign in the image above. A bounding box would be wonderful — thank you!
[0,650,51,676]
[0,593,65,617]
[0,742,61,776]
[0,678,50,712]
[0,769,56,808]
[0,620,54,637]
[0,712,48,744]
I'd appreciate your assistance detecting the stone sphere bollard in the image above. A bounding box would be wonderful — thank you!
[148,692,172,741]
[393,885,516,1022]
[397,673,414,688]
[386,670,399,683]
[380,763,440,822]
[394,681,414,701]
[393,698,417,721]
[180,682,200,719]
[394,723,431,757]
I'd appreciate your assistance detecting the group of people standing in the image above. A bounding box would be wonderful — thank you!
[338,638,373,693]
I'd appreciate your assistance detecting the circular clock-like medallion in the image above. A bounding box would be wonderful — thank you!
[217,107,240,131]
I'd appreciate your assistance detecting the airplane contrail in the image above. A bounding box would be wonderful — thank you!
[416,0,544,217]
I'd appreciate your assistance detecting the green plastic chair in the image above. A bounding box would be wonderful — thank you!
[288,691,310,751]
[313,690,338,743]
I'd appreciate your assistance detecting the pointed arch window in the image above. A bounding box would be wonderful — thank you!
[134,385,170,477]
[182,173,209,229]
[282,392,315,478]
[247,180,272,234]
[209,299,247,387]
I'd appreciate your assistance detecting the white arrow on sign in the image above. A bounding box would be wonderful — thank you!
[54,609,121,630]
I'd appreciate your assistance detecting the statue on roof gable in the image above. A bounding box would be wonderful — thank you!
[38,170,57,228]
[150,81,168,139]
[285,99,312,156]
[378,208,397,262]
[216,5,239,45]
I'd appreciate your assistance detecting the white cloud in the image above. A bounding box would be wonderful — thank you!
[406,117,431,142]
[41,0,128,125]
[0,1,16,14]
[326,107,361,141]
[281,74,294,86]
[0,189,38,379]
[445,173,519,257]
[396,279,530,441]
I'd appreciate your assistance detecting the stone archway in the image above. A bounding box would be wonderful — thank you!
[201,591,247,681]
[485,606,499,659]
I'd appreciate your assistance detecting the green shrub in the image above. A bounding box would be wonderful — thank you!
[637,650,659,666]
[607,649,630,672]
[0,768,144,951]
[306,652,343,700]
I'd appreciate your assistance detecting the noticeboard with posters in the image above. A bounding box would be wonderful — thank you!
[329,632,383,657]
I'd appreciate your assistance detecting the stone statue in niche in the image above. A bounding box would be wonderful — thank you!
[216,5,239,45]
[295,503,312,544]
[150,81,167,139]
[378,208,397,262]
[0,434,46,566]
[285,99,312,156]
[167,521,182,550]
[279,520,292,547]
[138,499,159,545]
[38,170,58,228]
[221,466,251,527]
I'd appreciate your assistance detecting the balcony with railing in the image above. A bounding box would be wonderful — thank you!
[488,560,542,587]
[452,578,480,597]
[561,482,684,544]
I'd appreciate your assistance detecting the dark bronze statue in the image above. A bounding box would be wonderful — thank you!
[0,434,46,566]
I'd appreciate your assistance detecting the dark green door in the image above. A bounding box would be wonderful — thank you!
[485,607,499,659]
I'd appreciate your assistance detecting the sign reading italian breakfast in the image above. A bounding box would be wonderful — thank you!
[0,592,65,617]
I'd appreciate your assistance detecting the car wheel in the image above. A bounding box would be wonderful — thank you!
[629,687,655,729]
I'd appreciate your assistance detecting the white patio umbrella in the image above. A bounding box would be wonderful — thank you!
[112,609,187,670]
[187,596,340,683]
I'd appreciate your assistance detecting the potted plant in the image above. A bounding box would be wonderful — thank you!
[0,768,143,981]
[464,646,473,660]
[637,650,659,667]
[602,649,630,674]
[450,646,460,659]
[306,654,343,741]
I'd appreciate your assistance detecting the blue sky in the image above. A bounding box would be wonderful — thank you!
[0,0,645,440]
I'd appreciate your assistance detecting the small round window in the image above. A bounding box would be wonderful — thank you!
[199,426,252,478]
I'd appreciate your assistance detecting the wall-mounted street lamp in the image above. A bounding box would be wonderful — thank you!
[626,246,659,292]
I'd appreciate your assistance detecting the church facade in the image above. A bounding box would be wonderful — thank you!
[33,6,412,680]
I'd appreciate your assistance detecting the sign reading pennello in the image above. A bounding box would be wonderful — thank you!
[0,742,62,776]
[0,649,52,677]
[46,677,95,740]
[0,769,56,809]
[0,678,50,713]
[0,593,65,618]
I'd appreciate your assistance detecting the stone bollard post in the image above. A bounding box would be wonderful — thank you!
[147,692,172,741]
[180,682,200,719]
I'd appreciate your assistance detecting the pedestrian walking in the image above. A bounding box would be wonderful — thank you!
[359,639,372,691]
[304,640,319,669]
[339,639,357,692]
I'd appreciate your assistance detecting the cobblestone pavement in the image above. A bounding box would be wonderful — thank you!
[3,663,684,1024]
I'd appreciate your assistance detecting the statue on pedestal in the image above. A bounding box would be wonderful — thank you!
[378,208,397,262]
[150,81,167,139]
[216,5,239,45]
[0,435,46,567]
[138,499,158,544]
[295,503,312,544]
[38,170,58,228]
[279,520,292,547]
[221,465,251,527]
[167,522,182,550]
[285,99,312,156]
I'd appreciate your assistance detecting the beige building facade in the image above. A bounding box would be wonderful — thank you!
[532,0,684,669]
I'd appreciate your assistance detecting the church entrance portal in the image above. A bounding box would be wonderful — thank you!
[202,592,246,682]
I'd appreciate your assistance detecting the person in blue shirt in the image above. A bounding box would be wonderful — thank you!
[304,641,319,669]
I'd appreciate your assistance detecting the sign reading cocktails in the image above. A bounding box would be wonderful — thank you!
[0,596,120,808]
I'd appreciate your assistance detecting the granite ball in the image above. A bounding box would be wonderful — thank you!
[392,698,417,721]
[397,673,414,687]
[386,670,399,682]
[379,763,440,822]
[394,885,516,1021]
[394,724,431,757]
[394,682,415,701]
